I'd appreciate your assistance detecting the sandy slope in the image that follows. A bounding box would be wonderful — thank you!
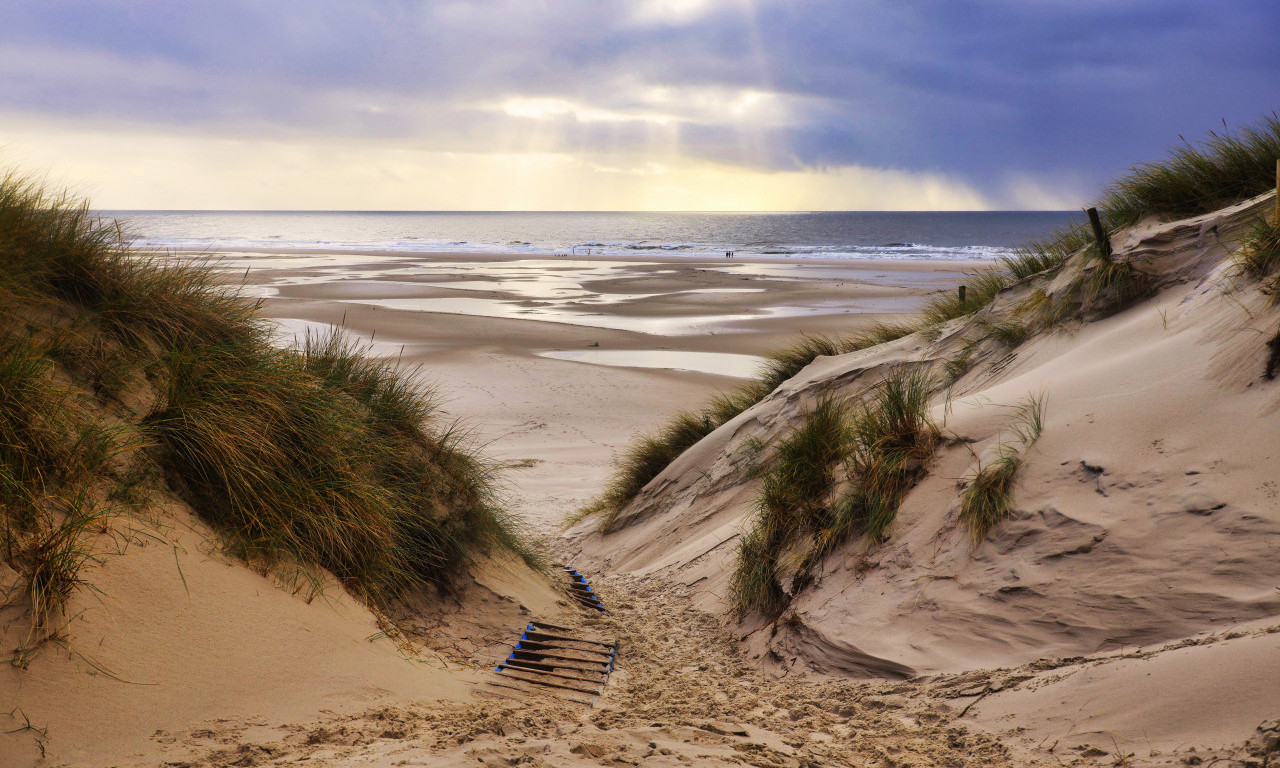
[566,192,1280,762]
[0,500,571,768]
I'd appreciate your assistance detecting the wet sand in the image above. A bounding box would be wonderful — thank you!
[232,249,976,530]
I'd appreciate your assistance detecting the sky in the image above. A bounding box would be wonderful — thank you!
[2,0,1279,211]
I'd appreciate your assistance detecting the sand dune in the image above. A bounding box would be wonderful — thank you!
[566,191,1280,763]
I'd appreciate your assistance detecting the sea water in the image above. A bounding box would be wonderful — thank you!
[109,210,1080,262]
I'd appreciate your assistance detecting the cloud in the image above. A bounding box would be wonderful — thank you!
[1,0,1278,208]
[0,117,992,211]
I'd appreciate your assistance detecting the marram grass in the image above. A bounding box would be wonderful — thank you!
[0,169,537,641]
[959,394,1045,543]
[731,367,939,617]
[577,328,921,531]
[1234,216,1280,291]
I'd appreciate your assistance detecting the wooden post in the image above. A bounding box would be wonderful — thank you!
[1274,158,1279,224]
[1086,207,1112,261]
[958,284,967,303]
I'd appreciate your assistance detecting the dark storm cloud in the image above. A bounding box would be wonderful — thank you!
[3,0,1279,202]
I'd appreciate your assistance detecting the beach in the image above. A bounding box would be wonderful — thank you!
[239,250,972,530]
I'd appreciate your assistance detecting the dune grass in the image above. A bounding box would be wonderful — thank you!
[921,269,1011,326]
[146,329,538,603]
[1099,115,1280,226]
[577,327,922,531]
[959,394,1045,543]
[731,367,938,617]
[0,169,537,637]
[0,326,132,642]
[1234,216,1280,290]
[1267,328,1280,381]
[730,396,853,618]
[827,367,939,546]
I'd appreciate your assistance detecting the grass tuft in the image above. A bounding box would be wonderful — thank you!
[145,328,538,604]
[921,269,1010,326]
[731,367,939,617]
[730,396,853,618]
[980,318,1030,349]
[1099,115,1280,226]
[959,394,1045,543]
[830,366,939,545]
[755,335,847,394]
[5,488,112,639]
[1234,216,1280,289]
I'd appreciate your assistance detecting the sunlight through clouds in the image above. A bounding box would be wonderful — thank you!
[0,120,991,211]
[483,85,795,129]
[628,0,737,26]
[0,1,1277,209]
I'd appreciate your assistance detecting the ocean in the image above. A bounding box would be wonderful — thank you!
[107,210,1081,262]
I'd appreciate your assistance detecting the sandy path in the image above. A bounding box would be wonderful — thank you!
[172,575,1021,768]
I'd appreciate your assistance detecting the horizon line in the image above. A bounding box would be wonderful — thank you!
[97,208,1082,215]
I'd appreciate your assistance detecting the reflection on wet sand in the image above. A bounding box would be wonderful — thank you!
[537,349,765,378]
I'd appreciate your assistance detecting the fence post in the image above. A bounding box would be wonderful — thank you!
[1274,158,1279,224]
[958,284,967,303]
[1086,207,1112,261]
